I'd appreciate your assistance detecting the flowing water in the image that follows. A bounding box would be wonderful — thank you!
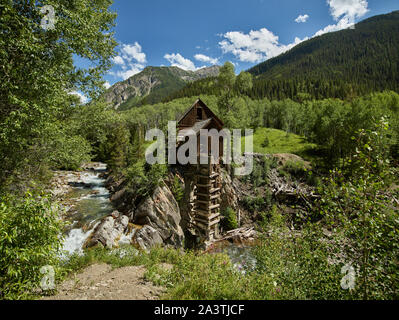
[61,163,115,258]
[59,163,256,270]
[212,244,257,273]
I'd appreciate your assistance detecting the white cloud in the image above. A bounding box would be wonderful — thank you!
[314,0,369,36]
[70,91,89,104]
[111,63,145,80]
[104,81,111,89]
[164,53,198,71]
[194,54,219,65]
[120,42,147,64]
[295,14,309,23]
[327,0,369,21]
[313,16,354,36]
[218,0,369,64]
[219,28,308,63]
[112,55,124,65]
[110,42,147,80]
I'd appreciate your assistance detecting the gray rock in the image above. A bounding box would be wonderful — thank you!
[220,169,240,214]
[133,226,163,251]
[103,66,220,109]
[85,214,129,249]
[134,184,184,248]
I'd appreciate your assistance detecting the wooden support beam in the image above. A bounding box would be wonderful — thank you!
[196,193,220,199]
[195,212,220,221]
[198,173,219,179]
[194,216,221,226]
[196,183,212,188]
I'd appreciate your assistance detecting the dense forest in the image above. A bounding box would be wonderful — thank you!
[0,2,398,301]
[165,11,399,102]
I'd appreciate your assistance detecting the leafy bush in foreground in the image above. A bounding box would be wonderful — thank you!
[0,193,64,299]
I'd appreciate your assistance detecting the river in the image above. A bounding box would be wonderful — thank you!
[61,163,115,257]
[58,163,256,270]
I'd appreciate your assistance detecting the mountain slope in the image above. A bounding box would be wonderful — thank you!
[164,11,399,102]
[104,66,220,109]
[248,10,399,94]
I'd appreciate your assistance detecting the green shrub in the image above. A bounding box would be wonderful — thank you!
[242,194,272,213]
[277,168,290,179]
[156,251,253,300]
[49,135,92,171]
[125,161,168,198]
[171,176,184,203]
[282,160,307,178]
[0,193,64,299]
[221,207,238,231]
[315,118,399,299]
[261,137,270,148]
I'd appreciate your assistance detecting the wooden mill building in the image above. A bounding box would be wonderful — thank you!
[176,99,224,244]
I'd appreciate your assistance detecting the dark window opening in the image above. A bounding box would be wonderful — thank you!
[197,107,203,120]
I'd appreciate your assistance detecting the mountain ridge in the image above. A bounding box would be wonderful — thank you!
[163,10,399,102]
[247,10,399,94]
[104,65,220,109]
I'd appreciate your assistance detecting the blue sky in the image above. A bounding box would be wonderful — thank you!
[95,0,398,89]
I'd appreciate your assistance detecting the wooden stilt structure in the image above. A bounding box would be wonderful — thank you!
[192,155,221,242]
[177,99,224,246]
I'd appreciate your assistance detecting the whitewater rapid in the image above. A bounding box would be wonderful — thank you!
[61,163,114,258]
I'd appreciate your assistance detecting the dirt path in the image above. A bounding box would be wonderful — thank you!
[42,263,168,300]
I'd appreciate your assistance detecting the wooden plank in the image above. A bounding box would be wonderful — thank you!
[197,173,219,179]
[196,193,220,199]
[196,199,211,204]
[194,216,218,226]
[195,212,220,221]
[196,208,211,215]
[209,218,221,227]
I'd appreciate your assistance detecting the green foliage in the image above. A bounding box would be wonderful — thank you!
[316,118,399,299]
[242,195,270,213]
[221,207,238,231]
[127,90,399,169]
[216,62,254,128]
[67,101,119,158]
[244,128,317,159]
[100,121,131,170]
[0,193,64,299]
[47,132,92,171]
[0,0,117,188]
[171,176,184,203]
[124,161,168,199]
[261,136,270,148]
[235,71,253,94]
[282,160,307,179]
[63,246,181,274]
[218,62,236,91]
[248,11,399,100]
[155,251,251,300]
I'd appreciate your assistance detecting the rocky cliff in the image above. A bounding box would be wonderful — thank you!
[88,154,317,251]
[104,65,220,109]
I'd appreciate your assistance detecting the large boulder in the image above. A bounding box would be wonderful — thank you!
[132,226,163,251]
[220,169,240,214]
[84,212,129,249]
[133,184,184,248]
